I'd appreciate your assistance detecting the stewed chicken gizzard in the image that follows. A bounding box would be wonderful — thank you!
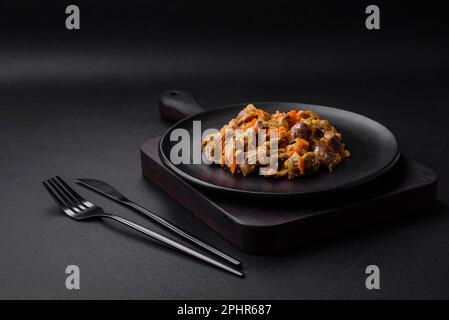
[201,104,350,179]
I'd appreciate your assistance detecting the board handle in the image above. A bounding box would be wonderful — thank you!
[159,90,205,122]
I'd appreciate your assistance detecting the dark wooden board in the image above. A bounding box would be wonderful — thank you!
[141,137,437,254]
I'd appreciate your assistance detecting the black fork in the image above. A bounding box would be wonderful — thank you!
[42,176,244,278]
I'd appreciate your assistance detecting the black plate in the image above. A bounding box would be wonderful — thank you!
[158,91,400,197]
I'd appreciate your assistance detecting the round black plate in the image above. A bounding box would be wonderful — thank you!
[159,102,400,197]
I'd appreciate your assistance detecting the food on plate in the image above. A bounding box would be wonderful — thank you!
[201,104,350,179]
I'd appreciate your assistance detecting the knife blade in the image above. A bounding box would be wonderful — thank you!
[76,178,241,267]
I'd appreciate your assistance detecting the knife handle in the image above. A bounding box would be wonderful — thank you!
[102,213,243,277]
[127,201,241,267]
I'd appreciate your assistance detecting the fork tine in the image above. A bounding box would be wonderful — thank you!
[50,178,85,210]
[56,176,92,207]
[48,178,83,212]
[43,180,70,212]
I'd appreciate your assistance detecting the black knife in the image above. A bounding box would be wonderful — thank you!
[76,178,241,267]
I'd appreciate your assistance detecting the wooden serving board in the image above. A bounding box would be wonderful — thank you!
[141,137,437,254]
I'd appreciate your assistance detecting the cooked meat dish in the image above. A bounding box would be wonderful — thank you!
[201,104,350,179]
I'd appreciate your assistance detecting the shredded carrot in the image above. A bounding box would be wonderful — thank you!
[299,138,309,146]
[243,118,257,131]
[287,110,297,122]
[230,156,236,174]
[295,138,309,154]
[297,156,305,175]
[287,109,302,126]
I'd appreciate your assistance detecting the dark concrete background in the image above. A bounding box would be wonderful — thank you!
[0,1,448,299]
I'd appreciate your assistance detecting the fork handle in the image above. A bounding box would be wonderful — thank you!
[101,214,244,278]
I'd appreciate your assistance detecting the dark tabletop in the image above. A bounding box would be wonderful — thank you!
[1,1,449,299]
